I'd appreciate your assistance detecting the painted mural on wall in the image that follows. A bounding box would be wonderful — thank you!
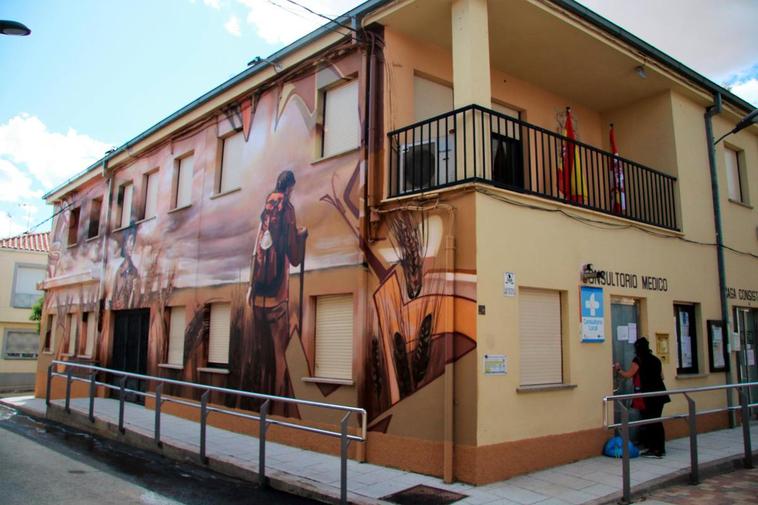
[42,44,477,431]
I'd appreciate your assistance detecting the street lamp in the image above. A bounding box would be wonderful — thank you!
[714,108,758,145]
[0,20,31,36]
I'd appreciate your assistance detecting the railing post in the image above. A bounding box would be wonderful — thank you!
[259,399,270,488]
[65,368,72,413]
[118,376,126,434]
[45,364,52,407]
[684,393,699,485]
[620,402,631,505]
[88,371,96,422]
[739,386,754,469]
[340,412,351,505]
[155,383,163,448]
[200,390,209,464]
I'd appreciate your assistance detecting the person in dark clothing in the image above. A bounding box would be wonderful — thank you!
[614,337,670,458]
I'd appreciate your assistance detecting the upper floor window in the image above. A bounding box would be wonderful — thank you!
[67,207,80,246]
[12,264,45,308]
[174,155,194,209]
[2,329,39,360]
[724,146,748,204]
[218,132,244,194]
[87,197,102,239]
[142,170,159,220]
[321,79,360,158]
[413,75,452,122]
[117,182,134,229]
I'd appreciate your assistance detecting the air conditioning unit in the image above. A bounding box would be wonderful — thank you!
[397,135,455,193]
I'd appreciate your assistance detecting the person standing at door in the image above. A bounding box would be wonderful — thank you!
[614,337,670,458]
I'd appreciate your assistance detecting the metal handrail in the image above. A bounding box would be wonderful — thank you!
[47,360,366,504]
[603,381,757,504]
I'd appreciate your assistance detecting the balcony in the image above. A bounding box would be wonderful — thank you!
[387,105,678,231]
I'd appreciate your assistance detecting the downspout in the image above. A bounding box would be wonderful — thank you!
[704,93,735,427]
[443,205,456,483]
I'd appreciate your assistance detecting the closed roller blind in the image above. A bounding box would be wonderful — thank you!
[414,76,453,122]
[323,80,360,157]
[120,184,133,228]
[68,314,78,355]
[220,132,244,193]
[50,315,58,350]
[168,307,186,365]
[208,303,230,364]
[144,171,159,219]
[84,312,96,356]
[724,147,742,201]
[315,294,354,380]
[519,288,562,386]
[4,331,38,359]
[176,156,194,208]
[15,266,44,295]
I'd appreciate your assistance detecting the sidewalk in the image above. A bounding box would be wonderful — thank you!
[2,395,755,505]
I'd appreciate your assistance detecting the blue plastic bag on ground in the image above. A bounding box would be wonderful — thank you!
[603,435,640,458]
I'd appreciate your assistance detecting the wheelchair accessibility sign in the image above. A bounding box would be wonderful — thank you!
[581,286,604,342]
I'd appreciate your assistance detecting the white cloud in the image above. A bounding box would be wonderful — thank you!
[236,0,363,45]
[0,114,111,190]
[0,159,41,203]
[729,78,758,107]
[224,15,242,37]
[0,211,27,239]
[204,0,222,8]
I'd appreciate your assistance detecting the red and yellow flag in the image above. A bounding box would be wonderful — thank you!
[558,107,587,204]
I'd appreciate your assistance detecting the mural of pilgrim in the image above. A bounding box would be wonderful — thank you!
[112,226,141,310]
[247,170,307,397]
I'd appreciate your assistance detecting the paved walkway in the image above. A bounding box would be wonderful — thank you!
[2,395,756,505]
[645,467,758,505]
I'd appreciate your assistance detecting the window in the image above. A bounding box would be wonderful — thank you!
[44,314,56,352]
[519,288,563,386]
[675,304,699,374]
[2,329,39,359]
[218,132,244,194]
[208,303,230,365]
[413,75,453,122]
[67,207,80,246]
[88,197,102,239]
[142,170,159,220]
[321,79,360,157]
[117,182,134,229]
[724,146,747,204]
[174,155,194,209]
[12,264,45,308]
[491,102,523,189]
[67,313,78,356]
[314,294,354,380]
[82,311,96,357]
[167,306,186,366]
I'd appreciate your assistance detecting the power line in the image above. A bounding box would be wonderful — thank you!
[273,0,358,34]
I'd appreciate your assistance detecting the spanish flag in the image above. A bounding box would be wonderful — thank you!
[558,107,587,204]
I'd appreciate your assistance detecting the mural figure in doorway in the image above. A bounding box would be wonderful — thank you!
[112,226,141,310]
[247,170,307,398]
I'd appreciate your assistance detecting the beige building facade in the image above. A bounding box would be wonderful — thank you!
[36,0,756,484]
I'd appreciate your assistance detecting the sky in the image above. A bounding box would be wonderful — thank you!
[1,0,756,239]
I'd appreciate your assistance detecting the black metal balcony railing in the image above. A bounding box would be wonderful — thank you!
[388,104,678,231]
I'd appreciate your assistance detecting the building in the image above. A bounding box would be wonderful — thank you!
[36,0,756,485]
[1,232,48,392]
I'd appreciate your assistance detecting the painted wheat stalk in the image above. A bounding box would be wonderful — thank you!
[371,337,384,399]
[392,332,413,397]
[412,314,433,386]
[388,211,426,299]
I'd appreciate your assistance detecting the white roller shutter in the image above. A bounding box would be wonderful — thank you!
[314,294,354,380]
[168,306,186,366]
[220,132,244,193]
[322,80,360,157]
[519,288,562,386]
[724,147,742,201]
[68,314,78,355]
[144,171,159,219]
[176,156,194,208]
[84,312,96,356]
[413,76,453,122]
[208,303,230,365]
[491,102,521,139]
[49,315,58,351]
[120,184,133,228]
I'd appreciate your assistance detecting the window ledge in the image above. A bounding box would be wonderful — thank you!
[66,242,78,249]
[112,225,131,233]
[197,367,230,375]
[168,204,192,214]
[159,363,183,370]
[42,351,54,355]
[60,353,74,358]
[85,235,100,242]
[136,216,156,225]
[210,187,241,200]
[675,373,708,380]
[302,376,354,386]
[516,383,577,394]
[727,198,752,209]
[311,146,360,166]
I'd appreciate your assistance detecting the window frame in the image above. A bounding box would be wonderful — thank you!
[313,293,355,381]
[207,302,231,367]
[518,287,565,387]
[67,206,81,246]
[81,311,97,358]
[172,153,194,210]
[166,305,186,367]
[140,169,160,221]
[215,131,244,195]
[43,314,56,353]
[674,303,699,375]
[2,328,40,360]
[87,196,103,239]
[66,312,79,356]
[319,78,361,159]
[11,263,45,309]
[115,181,134,230]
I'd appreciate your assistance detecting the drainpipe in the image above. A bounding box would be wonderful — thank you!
[443,206,456,483]
[704,93,735,427]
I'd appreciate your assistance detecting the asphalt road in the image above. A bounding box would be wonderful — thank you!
[0,403,318,505]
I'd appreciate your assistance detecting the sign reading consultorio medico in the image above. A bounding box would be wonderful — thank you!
[585,270,669,291]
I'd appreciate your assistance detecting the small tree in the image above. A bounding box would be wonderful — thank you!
[29,296,43,333]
